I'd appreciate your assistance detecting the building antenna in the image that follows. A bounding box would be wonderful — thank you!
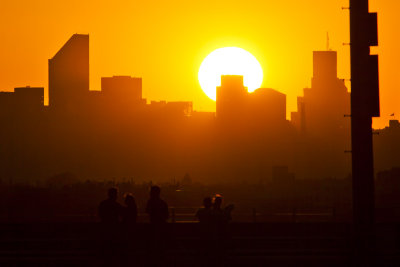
[326,32,330,51]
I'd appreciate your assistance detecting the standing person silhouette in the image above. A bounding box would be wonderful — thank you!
[212,194,234,226]
[145,186,169,263]
[211,194,234,265]
[121,193,137,265]
[146,186,169,224]
[196,197,214,264]
[122,193,137,224]
[99,187,122,224]
[98,187,123,266]
[196,197,213,224]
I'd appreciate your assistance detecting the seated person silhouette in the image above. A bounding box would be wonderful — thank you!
[122,193,137,224]
[146,186,169,224]
[196,197,213,224]
[99,187,122,224]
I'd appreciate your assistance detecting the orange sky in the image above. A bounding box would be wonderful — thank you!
[0,0,398,129]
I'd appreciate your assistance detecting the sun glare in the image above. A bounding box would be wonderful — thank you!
[198,47,263,101]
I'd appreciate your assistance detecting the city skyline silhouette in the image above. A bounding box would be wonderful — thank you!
[1,1,399,129]
[1,0,400,266]
[0,33,398,184]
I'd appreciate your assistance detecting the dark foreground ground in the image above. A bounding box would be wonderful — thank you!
[1,222,400,266]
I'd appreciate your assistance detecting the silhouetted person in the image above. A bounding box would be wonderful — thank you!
[212,194,224,222]
[210,194,234,264]
[196,197,212,224]
[145,186,169,264]
[99,187,122,224]
[196,197,214,263]
[211,194,227,236]
[212,194,234,225]
[122,193,137,224]
[121,193,138,265]
[98,187,123,266]
[146,186,169,224]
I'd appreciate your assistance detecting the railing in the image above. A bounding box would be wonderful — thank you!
[167,206,338,223]
[3,206,400,223]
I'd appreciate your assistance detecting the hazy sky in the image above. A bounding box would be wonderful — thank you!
[0,0,398,128]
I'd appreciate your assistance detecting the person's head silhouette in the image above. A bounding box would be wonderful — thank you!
[108,187,118,201]
[124,193,136,207]
[150,185,161,199]
[213,194,222,209]
[203,197,212,209]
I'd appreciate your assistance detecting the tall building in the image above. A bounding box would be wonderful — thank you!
[248,88,286,128]
[216,75,287,127]
[216,75,248,123]
[214,75,291,182]
[48,34,89,112]
[0,87,44,118]
[0,92,15,120]
[291,51,351,179]
[101,76,145,109]
[313,51,337,81]
[374,120,400,174]
[291,51,350,136]
[14,86,44,113]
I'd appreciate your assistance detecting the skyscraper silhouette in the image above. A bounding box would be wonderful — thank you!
[247,88,286,130]
[48,34,89,113]
[291,50,351,179]
[292,51,350,136]
[216,75,286,128]
[216,75,248,124]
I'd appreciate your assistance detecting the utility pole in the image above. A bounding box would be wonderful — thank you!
[349,0,379,263]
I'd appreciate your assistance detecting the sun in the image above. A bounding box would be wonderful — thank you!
[198,47,263,101]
